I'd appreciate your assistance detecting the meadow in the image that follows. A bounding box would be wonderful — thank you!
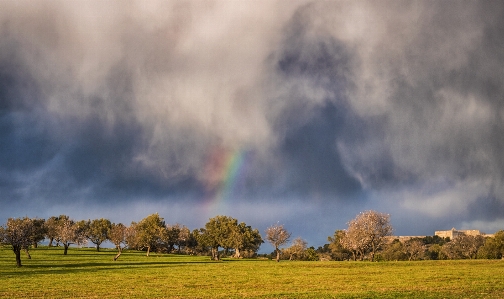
[1,246,503,298]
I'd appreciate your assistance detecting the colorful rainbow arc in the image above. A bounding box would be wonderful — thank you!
[204,148,250,216]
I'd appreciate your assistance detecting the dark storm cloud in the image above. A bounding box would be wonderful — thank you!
[337,2,504,190]
[279,103,361,195]
[268,6,362,196]
[0,38,55,171]
[1,0,504,242]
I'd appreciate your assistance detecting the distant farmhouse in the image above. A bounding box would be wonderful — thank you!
[435,228,494,239]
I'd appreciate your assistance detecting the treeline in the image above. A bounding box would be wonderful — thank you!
[2,210,504,267]
[316,210,504,261]
[276,210,504,262]
[319,232,504,262]
[0,214,268,267]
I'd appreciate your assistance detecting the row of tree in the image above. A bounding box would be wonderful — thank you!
[270,210,504,262]
[320,231,504,261]
[267,211,394,262]
[316,210,504,261]
[3,210,503,267]
[0,213,294,267]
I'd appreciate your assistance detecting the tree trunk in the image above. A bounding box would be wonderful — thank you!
[358,249,364,261]
[211,247,219,260]
[13,246,22,267]
[24,248,32,259]
[49,238,54,247]
[275,248,280,262]
[113,246,122,261]
[146,246,151,257]
[234,248,241,258]
[96,244,100,252]
[370,244,376,262]
[64,244,69,255]
[14,249,21,267]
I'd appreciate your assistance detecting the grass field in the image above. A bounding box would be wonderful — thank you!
[1,246,503,298]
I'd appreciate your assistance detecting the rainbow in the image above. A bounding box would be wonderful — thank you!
[202,147,251,216]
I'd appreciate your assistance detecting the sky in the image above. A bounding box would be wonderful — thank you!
[1,1,504,252]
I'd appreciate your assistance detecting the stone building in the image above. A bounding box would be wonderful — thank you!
[434,228,483,239]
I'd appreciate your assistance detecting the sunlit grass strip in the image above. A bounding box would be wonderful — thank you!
[1,246,503,298]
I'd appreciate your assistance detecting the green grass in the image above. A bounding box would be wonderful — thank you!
[1,246,503,298]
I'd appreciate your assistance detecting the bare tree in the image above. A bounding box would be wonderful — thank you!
[342,210,393,261]
[0,217,34,267]
[403,238,426,261]
[265,223,291,262]
[443,234,485,259]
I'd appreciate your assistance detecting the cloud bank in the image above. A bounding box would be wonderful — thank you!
[1,1,504,246]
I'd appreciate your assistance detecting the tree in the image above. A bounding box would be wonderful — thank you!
[442,234,485,259]
[304,247,319,261]
[30,218,47,248]
[0,217,34,267]
[285,237,308,260]
[175,225,191,254]
[185,229,200,255]
[109,223,127,261]
[426,244,444,260]
[22,218,47,259]
[125,223,139,249]
[342,210,393,261]
[381,239,407,261]
[457,235,484,259]
[339,228,367,261]
[265,223,291,262]
[44,215,66,246]
[477,231,504,259]
[133,213,166,256]
[58,218,75,256]
[229,222,263,258]
[57,217,88,255]
[162,224,181,253]
[403,238,426,261]
[327,230,351,261]
[197,215,238,260]
[87,218,111,252]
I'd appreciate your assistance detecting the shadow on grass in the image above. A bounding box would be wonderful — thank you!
[2,259,233,276]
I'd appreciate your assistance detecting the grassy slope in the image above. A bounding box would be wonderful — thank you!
[1,246,503,298]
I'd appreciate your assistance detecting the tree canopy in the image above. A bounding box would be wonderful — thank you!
[340,210,393,261]
[87,218,112,252]
[0,217,35,267]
